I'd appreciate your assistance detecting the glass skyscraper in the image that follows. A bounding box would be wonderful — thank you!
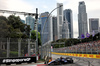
[63,9,73,38]
[78,1,88,39]
[89,18,99,35]
[52,16,58,41]
[40,12,53,45]
[38,18,41,33]
[62,20,69,39]
[26,16,35,31]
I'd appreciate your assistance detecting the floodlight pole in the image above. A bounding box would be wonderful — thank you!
[35,8,38,61]
[41,5,63,59]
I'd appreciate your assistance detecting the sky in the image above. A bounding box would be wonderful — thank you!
[0,0,100,38]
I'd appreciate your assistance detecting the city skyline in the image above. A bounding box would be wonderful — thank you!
[0,0,100,38]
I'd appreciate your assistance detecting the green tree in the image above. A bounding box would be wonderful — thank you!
[31,30,41,46]
[7,15,30,38]
[0,15,31,38]
[0,20,9,37]
[0,16,9,38]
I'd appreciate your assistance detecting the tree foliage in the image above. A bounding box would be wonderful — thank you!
[0,15,31,38]
[0,16,9,38]
[31,30,41,46]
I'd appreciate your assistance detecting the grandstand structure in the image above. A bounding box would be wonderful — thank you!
[53,40,100,54]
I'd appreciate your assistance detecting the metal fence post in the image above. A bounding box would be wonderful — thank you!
[47,45,48,57]
[18,38,21,57]
[50,43,51,58]
[49,44,50,57]
[42,46,43,57]
[28,39,30,56]
[45,46,46,57]
[42,46,43,58]
[48,45,49,57]
[35,40,36,57]
[7,38,10,58]
[46,45,47,57]
[44,46,45,58]
[46,45,48,56]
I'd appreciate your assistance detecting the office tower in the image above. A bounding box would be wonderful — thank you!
[89,18,99,35]
[63,9,73,38]
[57,3,63,39]
[62,19,69,39]
[52,16,58,41]
[26,16,35,31]
[40,12,53,45]
[38,18,41,33]
[78,1,88,39]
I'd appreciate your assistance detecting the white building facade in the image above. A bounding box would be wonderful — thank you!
[57,3,63,39]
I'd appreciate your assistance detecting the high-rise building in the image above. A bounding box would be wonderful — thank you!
[52,16,58,41]
[78,1,88,39]
[57,3,63,39]
[63,9,73,38]
[38,18,41,33]
[40,12,53,45]
[26,16,35,31]
[62,19,69,39]
[89,18,99,35]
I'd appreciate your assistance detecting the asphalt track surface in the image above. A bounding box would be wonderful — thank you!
[1,54,100,66]
[52,54,100,66]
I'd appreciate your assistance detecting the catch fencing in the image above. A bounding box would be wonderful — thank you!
[0,38,36,58]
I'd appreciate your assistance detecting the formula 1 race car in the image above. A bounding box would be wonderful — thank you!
[47,57,73,65]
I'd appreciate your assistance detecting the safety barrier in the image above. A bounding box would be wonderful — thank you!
[0,56,36,65]
[51,52,100,59]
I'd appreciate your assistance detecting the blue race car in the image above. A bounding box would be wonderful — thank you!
[48,57,73,65]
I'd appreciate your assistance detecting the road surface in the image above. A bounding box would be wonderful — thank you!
[52,54,100,66]
[1,54,100,66]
